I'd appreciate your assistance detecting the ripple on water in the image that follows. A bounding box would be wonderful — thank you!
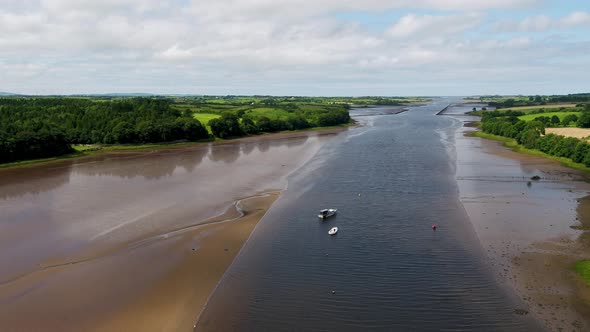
[196,100,540,332]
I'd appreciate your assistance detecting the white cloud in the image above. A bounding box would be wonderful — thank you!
[385,13,482,39]
[0,0,589,95]
[188,0,538,20]
[495,11,590,32]
[157,45,194,61]
[561,11,590,27]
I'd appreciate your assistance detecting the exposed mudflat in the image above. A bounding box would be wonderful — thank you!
[0,129,344,332]
[452,104,590,331]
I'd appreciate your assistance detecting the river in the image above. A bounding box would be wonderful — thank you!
[195,99,541,331]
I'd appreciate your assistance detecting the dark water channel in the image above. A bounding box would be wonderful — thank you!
[196,99,541,331]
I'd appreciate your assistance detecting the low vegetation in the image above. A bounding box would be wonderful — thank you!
[574,261,590,285]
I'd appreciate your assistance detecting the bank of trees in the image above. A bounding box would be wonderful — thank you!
[208,106,350,138]
[1,97,353,164]
[480,113,590,167]
[0,97,209,163]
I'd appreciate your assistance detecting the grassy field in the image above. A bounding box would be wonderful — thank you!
[192,113,221,123]
[245,108,291,120]
[499,104,578,111]
[192,112,220,124]
[192,113,220,133]
[471,131,590,172]
[469,106,581,117]
[518,111,581,121]
[574,261,590,285]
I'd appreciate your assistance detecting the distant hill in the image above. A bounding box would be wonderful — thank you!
[79,93,156,97]
[0,92,18,96]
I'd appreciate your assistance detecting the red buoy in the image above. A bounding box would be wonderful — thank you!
[432,225,437,231]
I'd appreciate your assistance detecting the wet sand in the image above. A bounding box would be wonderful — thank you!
[0,129,345,331]
[454,115,590,331]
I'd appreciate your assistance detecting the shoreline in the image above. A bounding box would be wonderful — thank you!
[0,126,344,331]
[470,131,590,174]
[0,191,280,332]
[0,124,354,171]
[95,191,282,332]
[455,119,590,331]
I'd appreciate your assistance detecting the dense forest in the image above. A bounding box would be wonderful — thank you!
[0,97,208,163]
[479,110,590,167]
[0,96,354,164]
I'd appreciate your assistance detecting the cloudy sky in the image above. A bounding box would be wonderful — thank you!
[1,0,589,96]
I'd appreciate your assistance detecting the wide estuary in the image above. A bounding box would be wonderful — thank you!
[196,99,543,331]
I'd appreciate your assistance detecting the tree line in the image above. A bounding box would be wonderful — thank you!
[1,97,352,163]
[489,94,590,109]
[208,106,350,139]
[480,112,590,167]
[0,97,208,163]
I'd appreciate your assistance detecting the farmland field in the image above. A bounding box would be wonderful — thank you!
[518,111,581,122]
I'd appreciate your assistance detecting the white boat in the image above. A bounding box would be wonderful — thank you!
[328,227,338,235]
[318,208,337,219]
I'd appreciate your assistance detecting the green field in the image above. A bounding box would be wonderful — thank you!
[574,260,590,285]
[515,106,579,114]
[192,113,221,133]
[192,113,220,124]
[518,111,581,122]
[245,108,291,120]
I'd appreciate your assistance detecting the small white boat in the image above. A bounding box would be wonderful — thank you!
[328,227,338,235]
[318,208,337,219]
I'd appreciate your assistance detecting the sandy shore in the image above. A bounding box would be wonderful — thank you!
[0,128,346,331]
[455,119,590,331]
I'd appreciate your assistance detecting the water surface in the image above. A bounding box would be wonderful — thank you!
[196,100,541,331]
[0,134,332,332]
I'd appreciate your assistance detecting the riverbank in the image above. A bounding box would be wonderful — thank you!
[0,123,354,171]
[0,128,345,331]
[454,111,590,331]
[471,131,590,174]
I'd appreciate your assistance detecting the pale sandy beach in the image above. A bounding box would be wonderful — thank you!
[0,128,346,332]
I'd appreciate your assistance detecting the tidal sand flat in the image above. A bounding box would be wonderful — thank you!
[0,129,344,332]
[451,104,590,331]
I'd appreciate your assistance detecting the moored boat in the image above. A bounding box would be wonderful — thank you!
[318,208,337,219]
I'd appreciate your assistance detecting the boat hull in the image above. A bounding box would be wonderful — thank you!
[318,209,337,219]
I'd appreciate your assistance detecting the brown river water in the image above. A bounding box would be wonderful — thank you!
[0,132,338,331]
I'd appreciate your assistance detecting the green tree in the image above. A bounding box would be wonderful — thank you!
[562,114,578,127]
[518,129,540,148]
[241,118,259,134]
[578,112,590,128]
[209,112,244,138]
[256,116,272,132]
[573,142,590,163]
